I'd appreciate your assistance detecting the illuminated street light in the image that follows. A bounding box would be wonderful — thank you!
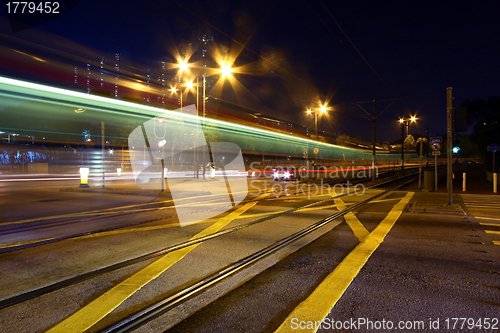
[219,62,233,77]
[179,60,189,72]
[306,104,330,141]
[170,82,194,113]
[399,115,418,170]
[306,104,330,167]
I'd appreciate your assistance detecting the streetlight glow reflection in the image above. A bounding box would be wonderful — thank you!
[219,62,233,77]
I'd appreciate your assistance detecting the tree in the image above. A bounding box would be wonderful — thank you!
[404,134,416,149]
[336,134,351,146]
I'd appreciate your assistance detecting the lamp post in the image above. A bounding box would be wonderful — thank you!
[306,105,329,179]
[398,116,417,171]
[172,58,234,180]
[306,105,328,142]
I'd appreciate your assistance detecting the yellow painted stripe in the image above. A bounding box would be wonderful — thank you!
[369,198,401,203]
[0,189,254,227]
[477,216,500,221]
[234,211,286,219]
[0,237,56,249]
[493,240,500,245]
[3,202,341,250]
[274,192,414,333]
[485,230,500,235]
[479,222,500,227]
[298,204,340,212]
[0,199,175,227]
[47,193,268,333]
[480,222,500,227]
[333,198,369,242]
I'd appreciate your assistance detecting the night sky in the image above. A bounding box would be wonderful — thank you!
[1,0,499,143]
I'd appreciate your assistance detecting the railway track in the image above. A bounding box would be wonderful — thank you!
[0,170,418,333]
[0,168,416,253]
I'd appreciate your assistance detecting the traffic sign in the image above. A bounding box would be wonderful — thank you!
[313,148,319,155]
[431,142,441,151]
[432,151,441,156]
[430,136,442,152]
[490,143,499,152]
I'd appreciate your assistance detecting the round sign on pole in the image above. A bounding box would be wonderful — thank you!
[490,143,498,152]
[313,148,319,155]
[431,142,441,151]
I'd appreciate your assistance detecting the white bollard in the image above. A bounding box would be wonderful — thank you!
[79,167,90,188]
[463,172,466,192]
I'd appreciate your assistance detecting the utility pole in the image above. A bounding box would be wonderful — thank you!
[202,74,207,180]
[401,122,405,170]
[426,127,429,167]
[101,121,105,188]
[354,98,399,182]
[447,87,453,205]
[372,100,376,182]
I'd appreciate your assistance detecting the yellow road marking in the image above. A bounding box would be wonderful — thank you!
[0,189,253,227]
[274,192,414,333]
[1,202,340,250]
[477,216,500,221]
[369,198,401,203]
[0,237,56,249]
[297,204,340,212]
[493,240,500,245]
[46,192,269,333]
[333,198,369,242]
[485,230,500,235]
[480,222,500,227]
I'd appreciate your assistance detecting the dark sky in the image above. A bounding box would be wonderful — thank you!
[1,0,499,143]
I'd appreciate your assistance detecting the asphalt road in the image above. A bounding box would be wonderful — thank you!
[0,171,499,332]
[163,192,500,333]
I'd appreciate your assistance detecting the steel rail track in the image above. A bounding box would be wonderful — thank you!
[0,167,415,253]
[101,175,418,332]
[0,170,417,311]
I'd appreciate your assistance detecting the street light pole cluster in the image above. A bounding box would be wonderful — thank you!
[306,104,328,141]
[306,104,329,173]
[166,56,235,180]
[398,115,417,170]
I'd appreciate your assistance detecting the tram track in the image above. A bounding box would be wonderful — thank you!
[99,174,418,332]
[0,168,414,253]
[0,171,418,318]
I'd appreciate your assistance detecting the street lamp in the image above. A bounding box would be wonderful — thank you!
[219,61,233,78]
[399,115,417,136]
[179,60,189,72]
[306,104,329,141]
[306,104,329,176]
[170,81,194,113]
[398,116,417,170]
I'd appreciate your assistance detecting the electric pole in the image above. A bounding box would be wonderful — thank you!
[447,87,453,205]
[354,98,399,182]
